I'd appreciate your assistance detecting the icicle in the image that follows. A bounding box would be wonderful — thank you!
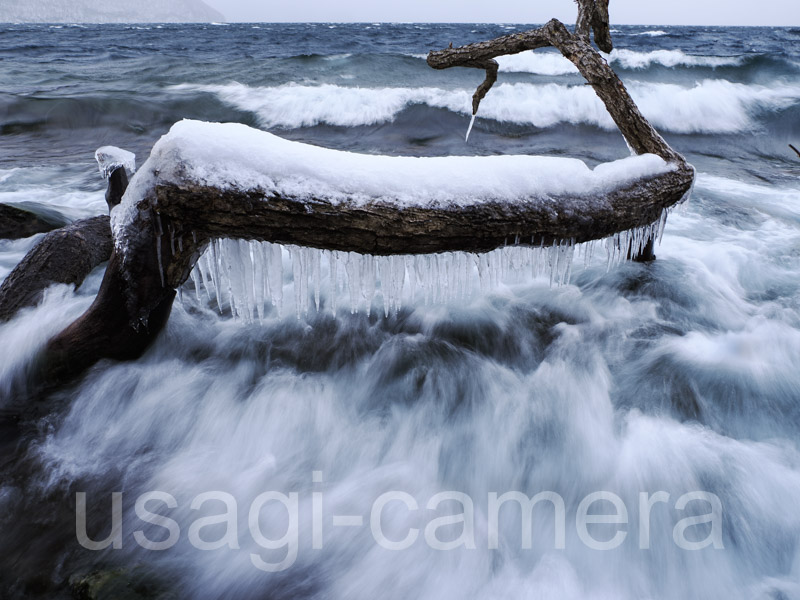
[185,206,677,325]
[239,240,257,322]
[465,113,477,143]
[378,256,391,318]
[190,266,202,303]
[329,250,338,316]
[290,247,303,319]
[406,256,416,305]
[391,255,405,314]
[209,241,223,314]
[312,249,321,313]
[268,243,283,317]
[362,254,376,317]
[345,252,361,314]
[253,243,266,323]
[197,252,212,302]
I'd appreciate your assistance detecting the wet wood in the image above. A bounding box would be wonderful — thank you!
[0,216,112,322]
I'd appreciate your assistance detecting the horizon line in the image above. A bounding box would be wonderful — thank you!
[1,21,798,27]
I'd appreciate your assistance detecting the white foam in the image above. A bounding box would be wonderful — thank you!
[412,48,743,76]
[608,48,743,70]
[176,80,800,134]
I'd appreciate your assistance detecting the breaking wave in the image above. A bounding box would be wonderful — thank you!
[411,49,746,76]
[173,80,800,134]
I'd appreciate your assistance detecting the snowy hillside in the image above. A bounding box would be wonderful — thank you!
[0,0,225,23]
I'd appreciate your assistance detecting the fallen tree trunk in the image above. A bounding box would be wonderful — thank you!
[154,165,691,255]
[35,0,695,385]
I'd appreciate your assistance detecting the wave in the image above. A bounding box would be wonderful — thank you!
[494,49,744,74]
[633,30,668,36]
[172,80,800,134]
[408,48,746,76]
[609,48,744,69]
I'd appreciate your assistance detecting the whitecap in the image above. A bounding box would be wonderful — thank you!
[171,79,800,134]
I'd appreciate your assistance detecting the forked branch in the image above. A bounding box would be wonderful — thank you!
[427,0,683,164]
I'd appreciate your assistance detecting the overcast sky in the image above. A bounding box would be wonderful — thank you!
[203,0,800,26]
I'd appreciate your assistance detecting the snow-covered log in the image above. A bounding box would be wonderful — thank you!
[40,0,696,383]
[40,119,692,383]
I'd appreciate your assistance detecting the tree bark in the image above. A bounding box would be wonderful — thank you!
[153,165,692,256]
[0,216,112,322]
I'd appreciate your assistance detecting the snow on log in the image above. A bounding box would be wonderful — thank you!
[40,0,697,383]
[111,119,690,261]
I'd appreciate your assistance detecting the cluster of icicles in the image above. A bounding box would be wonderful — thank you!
[184,210,670,322]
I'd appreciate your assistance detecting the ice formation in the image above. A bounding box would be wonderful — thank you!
[94,146,136,180]
[465,114,477,142]
[108,120,688,321]
[183,206,675,322]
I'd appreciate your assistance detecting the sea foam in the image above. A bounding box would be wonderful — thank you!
[173,80,800,134]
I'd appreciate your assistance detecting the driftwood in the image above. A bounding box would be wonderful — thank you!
[0,216,112,323]
[35,0,695,384]
[0,164,129,323]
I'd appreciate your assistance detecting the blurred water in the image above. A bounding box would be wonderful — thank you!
[0,22,799,600]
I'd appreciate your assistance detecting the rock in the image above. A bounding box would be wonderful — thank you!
[0,203,67,240]
[69,567,176,600]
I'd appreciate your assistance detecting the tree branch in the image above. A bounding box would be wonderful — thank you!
[790,144,800,159]
[427,7,683,164]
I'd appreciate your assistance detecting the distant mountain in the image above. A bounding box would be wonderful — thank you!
[0,0,225,23]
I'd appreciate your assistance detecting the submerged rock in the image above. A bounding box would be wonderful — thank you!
[0,203,66,240]
[69,567,176,600]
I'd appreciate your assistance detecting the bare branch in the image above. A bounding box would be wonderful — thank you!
[591,0,613,53]
[427,16,681,163]
[470,59,498,115]
[575,0,613,52]
[575,0,594,41]
[790,144,800,159]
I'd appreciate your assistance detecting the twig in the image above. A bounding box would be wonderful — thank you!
[790,144,800,159]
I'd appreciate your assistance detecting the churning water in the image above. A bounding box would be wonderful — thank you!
[1,22,800,600]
